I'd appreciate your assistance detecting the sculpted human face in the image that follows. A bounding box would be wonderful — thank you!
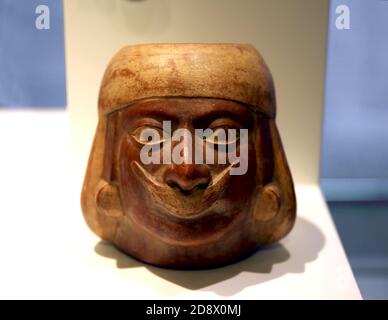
[83,44,297,268]
[112,98,258,247]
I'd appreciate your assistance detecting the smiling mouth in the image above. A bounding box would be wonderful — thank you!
[131,161,237,219]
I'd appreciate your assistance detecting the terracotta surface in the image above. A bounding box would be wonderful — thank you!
[81,44,296,268]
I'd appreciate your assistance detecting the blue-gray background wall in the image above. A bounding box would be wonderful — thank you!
[321,0,388,200]
[0,0,66,107]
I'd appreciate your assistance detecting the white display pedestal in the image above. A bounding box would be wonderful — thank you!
[0,111,361,299]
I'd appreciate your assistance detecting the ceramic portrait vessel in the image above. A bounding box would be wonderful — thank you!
[81,44,296,268]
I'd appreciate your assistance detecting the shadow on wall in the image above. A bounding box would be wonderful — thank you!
[94,217,325,296]
[0,0,66,107]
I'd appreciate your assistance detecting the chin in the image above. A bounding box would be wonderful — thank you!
[125,197,249,246]
[114,206,258,269]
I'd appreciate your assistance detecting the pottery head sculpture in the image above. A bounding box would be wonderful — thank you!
[81,44,296,268]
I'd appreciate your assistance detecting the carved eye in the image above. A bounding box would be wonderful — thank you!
[132,126,166,146]
[205,127,240,145]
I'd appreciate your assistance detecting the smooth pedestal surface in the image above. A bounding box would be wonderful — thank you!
[0,111,361,299]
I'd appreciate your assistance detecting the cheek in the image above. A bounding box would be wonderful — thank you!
[118,138,138,178]
[204,140,257,173]
[118,138,153,208]
[221,144,257,203]
[119,137,162,175]
[118,138,136,192]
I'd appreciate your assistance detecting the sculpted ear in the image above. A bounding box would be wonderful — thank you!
[253,119,297,244]
[254,184,281,223]
[95,180,123,218]
[81,117,120,241]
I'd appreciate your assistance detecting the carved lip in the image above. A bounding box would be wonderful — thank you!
[131,161,237,219]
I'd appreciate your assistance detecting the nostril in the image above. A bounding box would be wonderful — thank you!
[164,164,211,194]
[167,179,180,190]
[196,181,209,190]
[180,189,192,196]
[166,177,210,194]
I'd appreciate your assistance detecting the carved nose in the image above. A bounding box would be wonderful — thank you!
[164,164,211,193]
